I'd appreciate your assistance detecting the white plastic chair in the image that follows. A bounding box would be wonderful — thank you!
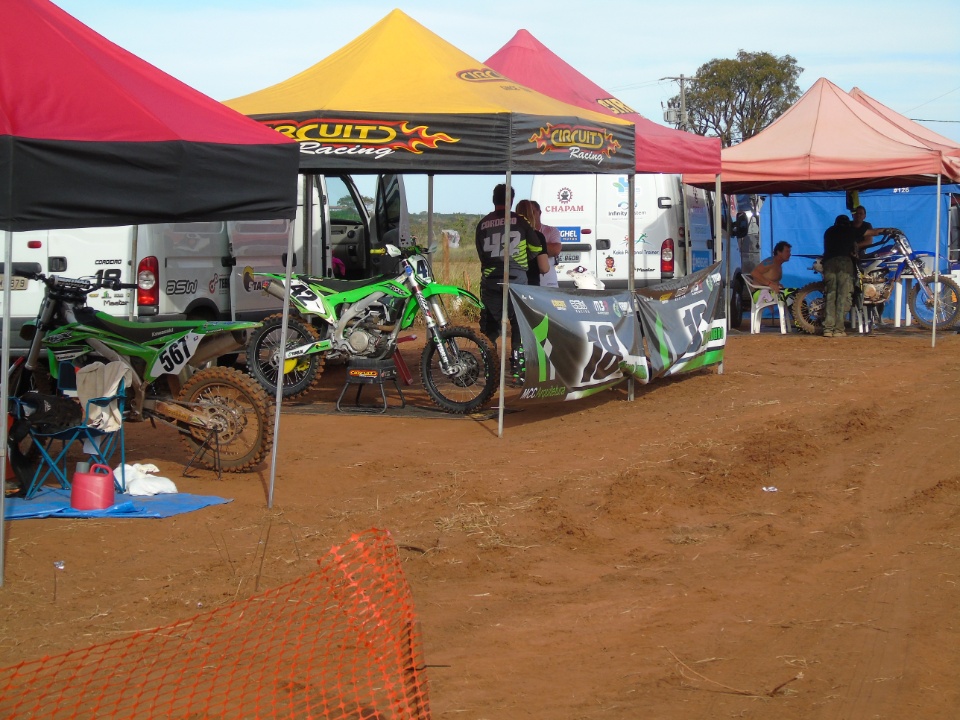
[741,274,787,334]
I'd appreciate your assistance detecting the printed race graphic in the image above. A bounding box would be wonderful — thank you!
[457,68,510,83]
[528,123,622,164]
[511,287,645,401]
[508,263,725,402]
[149,332,203,378]
[263,118,459,159]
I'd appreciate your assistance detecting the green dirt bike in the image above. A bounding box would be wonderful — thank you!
[246,243,497,414]
[11,263,273,471]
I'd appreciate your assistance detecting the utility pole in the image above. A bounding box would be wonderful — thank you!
[661,74,691,131]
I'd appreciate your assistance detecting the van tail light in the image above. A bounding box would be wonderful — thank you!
[661,238,675,276]
[137,256,159,307]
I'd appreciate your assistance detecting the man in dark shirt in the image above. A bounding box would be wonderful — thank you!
[822,213,893,336]
[822,215,858,337]
[475,184,547,377]
[851,205,873,252]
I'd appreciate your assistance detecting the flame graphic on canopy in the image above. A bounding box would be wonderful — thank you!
[396,122,459,154]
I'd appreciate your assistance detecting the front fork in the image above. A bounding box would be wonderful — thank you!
[905,257,940,301]
[412,284,458,373]
[24,297,56,371]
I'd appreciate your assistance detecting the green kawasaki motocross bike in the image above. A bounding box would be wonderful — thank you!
[246,243,497,414]
[12,264,273,471]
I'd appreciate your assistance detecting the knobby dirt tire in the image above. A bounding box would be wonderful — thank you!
[246,313,324,399]
[793,281,826,335]
[907,275,960,330]
[420,326,497,415]
[177,366,273,472]
[729,279,745,331]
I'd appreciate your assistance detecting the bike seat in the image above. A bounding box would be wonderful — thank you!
[303,274,394,294]
[74,307,203,344]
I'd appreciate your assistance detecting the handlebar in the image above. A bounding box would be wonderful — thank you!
[11,266,137,292]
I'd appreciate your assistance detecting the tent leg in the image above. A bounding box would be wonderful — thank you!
[497,171,512,438]
[932,174,942,349]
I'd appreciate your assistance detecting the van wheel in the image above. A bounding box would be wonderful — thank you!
[729,277,745,330]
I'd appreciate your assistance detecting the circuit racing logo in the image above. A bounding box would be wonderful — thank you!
[457,68,510,83]
[528,123,621,164]
[264,118,459,159]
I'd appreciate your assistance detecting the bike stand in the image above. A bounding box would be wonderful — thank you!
[182,426,223,481]
[336,358,406,414]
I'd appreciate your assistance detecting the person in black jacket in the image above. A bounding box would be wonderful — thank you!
[474,184,547,379]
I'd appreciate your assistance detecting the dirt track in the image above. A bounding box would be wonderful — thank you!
[2,324,959,719]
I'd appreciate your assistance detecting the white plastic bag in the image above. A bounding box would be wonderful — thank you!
[115,463,178,496]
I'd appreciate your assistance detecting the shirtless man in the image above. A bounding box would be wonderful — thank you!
[750,241,792,292]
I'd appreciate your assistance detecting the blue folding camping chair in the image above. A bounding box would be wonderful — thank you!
[13,378,127,500]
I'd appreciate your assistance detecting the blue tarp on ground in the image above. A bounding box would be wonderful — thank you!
[4,488,231,520]
[758,184,960,290]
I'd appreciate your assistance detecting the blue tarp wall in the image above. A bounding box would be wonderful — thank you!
[758,184,960,292]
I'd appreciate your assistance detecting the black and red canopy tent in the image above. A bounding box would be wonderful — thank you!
[0,0,298,231]
[1,0,300,583]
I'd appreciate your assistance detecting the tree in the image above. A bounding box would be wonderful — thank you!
[671,51,803,147]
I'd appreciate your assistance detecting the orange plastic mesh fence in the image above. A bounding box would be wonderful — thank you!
[0,528,431,719]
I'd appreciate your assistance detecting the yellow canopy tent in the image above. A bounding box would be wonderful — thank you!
[225,9,635,175]
[225,10,637,465]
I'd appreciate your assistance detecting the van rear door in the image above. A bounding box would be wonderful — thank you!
[682,185,715,273]
[227,217,296,322]
[532,174,597,286]
[594,174,670,287]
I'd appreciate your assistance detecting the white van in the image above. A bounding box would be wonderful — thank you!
[1,174,407,354]
[530,174,717,288]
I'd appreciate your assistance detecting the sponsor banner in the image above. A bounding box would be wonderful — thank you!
[252,111,635,174]
[509,286,647,402]
[635,263,724,379]
[507,262,725,402]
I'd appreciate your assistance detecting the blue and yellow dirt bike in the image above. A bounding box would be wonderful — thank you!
[11,264,273,471]
[792,229,960,333]
[246,243,497,414]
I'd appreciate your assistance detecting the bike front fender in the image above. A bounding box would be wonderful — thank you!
[420,283,483,309]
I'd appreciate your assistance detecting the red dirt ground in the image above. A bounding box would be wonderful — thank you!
[2,325,959,719]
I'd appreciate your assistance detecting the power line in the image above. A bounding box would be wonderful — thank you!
[608,78,669,92]
[905,86,960,113]
[908,118,960,124]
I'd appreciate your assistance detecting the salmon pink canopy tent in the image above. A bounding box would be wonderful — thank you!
[848,87,960,178]
[683,78,960,193]
[485,29,720,175]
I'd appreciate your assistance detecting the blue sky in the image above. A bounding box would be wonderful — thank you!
[54,0,960,214]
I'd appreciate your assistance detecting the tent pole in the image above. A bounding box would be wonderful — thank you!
[1,229,13,585]
[716,174,725,375]
[427,174,434,249]
[627,174,636,402]
[266,176,305,508]
[932,173,942,348]
[497,172,512,438]
[129,225,138,321]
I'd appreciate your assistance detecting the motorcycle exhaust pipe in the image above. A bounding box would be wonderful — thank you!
[189,331,246,369]
[262,278,287,302]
